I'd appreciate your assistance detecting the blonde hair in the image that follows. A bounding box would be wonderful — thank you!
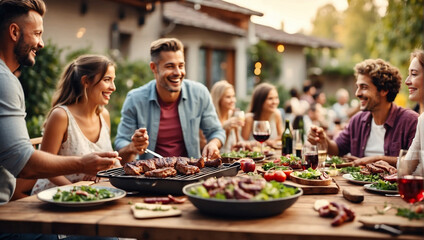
[210,80,234,120]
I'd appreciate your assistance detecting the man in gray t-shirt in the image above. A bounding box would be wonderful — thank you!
[0,0,118,205]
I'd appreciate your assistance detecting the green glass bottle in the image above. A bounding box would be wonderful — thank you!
[282,119,293,155]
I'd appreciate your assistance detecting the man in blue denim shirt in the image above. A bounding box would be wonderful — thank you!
[308,59,418,167]
[115,38,225,162]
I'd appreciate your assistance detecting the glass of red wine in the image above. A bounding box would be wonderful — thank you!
[252,120,271,156]
[397,149,424,208]
[302,144,318,170]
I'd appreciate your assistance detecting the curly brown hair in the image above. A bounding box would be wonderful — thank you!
[354,59,401,102]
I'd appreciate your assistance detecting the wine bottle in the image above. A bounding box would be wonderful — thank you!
[282,119,293,155]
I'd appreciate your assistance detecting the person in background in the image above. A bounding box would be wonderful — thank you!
[300,81,316,106]
[308,59,418,167]
[332,88,359,126]
[115,38,225,162]
[288,88,308,116]
[404,49,424,153]
[242,82,283,146]
[31,55,118,195]
[0,0,118,205]
[210,80,245,153]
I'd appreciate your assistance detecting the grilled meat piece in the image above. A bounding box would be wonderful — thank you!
[154,157,177,168]
[175,158,200,175]
[188,157,205,168]
[373,160,397,175]
[144,167,177,178]
[139,159,156,172]
[365,163,385,174]
[205,158,222,168]
[360,168,371,175]
[124,162,142,175]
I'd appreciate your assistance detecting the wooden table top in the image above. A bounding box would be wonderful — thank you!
[0,173,422,240]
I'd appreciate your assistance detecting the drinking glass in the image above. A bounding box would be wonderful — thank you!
[293,129,303,158]
[317,141,328,169]
[302,144,318,170]
[252,120,271,155]
[397,149,424,207]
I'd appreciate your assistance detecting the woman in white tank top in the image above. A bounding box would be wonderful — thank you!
[31,55,118,195]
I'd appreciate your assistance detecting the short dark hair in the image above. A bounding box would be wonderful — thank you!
[150,38,184,64]
[150,38,184,63]
[354,59,401,102]
[0,0,46,37]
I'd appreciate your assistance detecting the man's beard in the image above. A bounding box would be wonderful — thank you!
[14,34,35,67]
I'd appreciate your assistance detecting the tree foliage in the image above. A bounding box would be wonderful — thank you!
[311,4,340,40]
[368,0,424,73]
[247,40,281,83]
[19,42,62,137]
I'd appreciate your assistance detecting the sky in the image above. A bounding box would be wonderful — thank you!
[223,0,386,34]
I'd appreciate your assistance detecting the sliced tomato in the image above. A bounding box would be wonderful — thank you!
[282,169,293,178]
[273,170,287,182]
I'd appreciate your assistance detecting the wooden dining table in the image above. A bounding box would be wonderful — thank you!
[0,171,422,240]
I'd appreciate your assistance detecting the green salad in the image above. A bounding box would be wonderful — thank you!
[325,156,345,165]
[350,172,381,182]
[370,180,398,191]
[189,177,298,200]
[340,166,361,173]
[53,186,115,202]
[221,150,263,158]
[291,168,323,180]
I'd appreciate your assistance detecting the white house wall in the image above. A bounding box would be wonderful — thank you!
[279,45,306,91]
[43,0,162,62]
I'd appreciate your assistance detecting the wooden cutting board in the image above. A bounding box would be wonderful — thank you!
[286,179,339,194]
[131,203,182,219]
[358,215,424,234]
[290,174,333,186]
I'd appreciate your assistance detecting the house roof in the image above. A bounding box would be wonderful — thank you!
[186,0,263,16]
[254,24,342,49]
[163,2,246,36]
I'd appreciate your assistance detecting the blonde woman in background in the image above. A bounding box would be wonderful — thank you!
[31,55,119,195]
[211,80,245,153]
[242,82,283,146]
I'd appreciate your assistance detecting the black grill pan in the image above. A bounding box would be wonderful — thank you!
[97,162,240,195]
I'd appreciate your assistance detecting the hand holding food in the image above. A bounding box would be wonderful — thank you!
[131,128,149,154]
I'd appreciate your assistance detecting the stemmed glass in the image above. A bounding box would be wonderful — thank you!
[317,141,328,170]
[397,149,424,208]
[252,120,271,155]
[233,110,245,145]
[302,143,318,170]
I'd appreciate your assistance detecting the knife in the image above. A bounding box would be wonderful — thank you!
[373,224,402,235]
[144,149,164,159]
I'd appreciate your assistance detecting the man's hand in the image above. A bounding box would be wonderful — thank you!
[80,151,120,175]
[131,128,149,154]
[352,156,380,166]
[222,116,244,131]
[307,125,326,145]
[202,139,221,159]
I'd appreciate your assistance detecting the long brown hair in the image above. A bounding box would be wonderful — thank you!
[249,82,276,120]
[48,54,115,117]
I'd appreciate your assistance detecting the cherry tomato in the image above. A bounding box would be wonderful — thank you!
[273,170,287,182]
[264,171,275,181]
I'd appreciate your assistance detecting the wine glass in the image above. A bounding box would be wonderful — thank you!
[252,120,271,155]
[317,141,328,169]
[302,143,318,170]
[397,149,424,208]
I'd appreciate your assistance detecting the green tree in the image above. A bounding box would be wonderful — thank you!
[338,0,379,63]
[368,0,424,73]
[247,40,281,83]
[19,42,62,137]
[311,4,340,40]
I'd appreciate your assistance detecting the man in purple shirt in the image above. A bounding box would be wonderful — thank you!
[308,59,418,166]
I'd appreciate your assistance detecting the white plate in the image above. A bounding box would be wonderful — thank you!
[37,185,126,207]
[342,173,376,185]
[363,184,398,194]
